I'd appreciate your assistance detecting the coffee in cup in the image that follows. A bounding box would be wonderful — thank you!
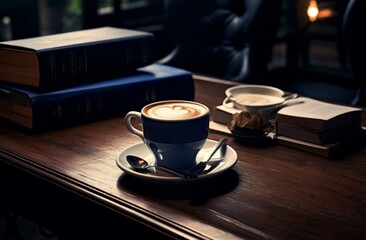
[124,100,210,172]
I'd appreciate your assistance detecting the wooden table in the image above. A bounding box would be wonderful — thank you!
[0,76,365,239]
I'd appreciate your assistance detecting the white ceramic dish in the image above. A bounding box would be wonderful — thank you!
[223,85,286,114]
[116,139,238,184]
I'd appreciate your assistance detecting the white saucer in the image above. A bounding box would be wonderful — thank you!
[116,139,238,184]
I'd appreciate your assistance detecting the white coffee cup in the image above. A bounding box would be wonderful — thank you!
[223,85,285,114]
[124,100,210,171]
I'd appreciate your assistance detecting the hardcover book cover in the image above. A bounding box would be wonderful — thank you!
[0,27,155,89]
[0,64,195,132]
[212,103,241,125]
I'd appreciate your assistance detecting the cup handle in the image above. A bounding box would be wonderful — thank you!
[223,95,235,108]
[124,111,144,141]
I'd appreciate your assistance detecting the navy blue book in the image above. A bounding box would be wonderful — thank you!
[0,64,195,132]
[0,27,155,89]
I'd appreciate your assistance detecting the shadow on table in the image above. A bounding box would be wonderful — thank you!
[117,169,240,205]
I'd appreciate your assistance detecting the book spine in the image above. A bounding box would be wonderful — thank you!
[212,108,232,125]
[30,72,194,132]
[38,37,154,89]
[277,121,362,145]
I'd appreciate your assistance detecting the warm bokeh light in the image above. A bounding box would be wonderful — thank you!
[307,0,319,22]
[317,8,336,19]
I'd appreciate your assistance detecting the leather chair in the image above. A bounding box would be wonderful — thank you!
[158,0,282,83]
[270,0,365,106]
[343,0,365,105]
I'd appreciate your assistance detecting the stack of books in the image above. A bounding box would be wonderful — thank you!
[275,97,364,158]
[0,27,195,132]
[210,96,365,158]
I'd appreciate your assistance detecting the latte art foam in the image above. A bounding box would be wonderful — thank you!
[144,102,207,120]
